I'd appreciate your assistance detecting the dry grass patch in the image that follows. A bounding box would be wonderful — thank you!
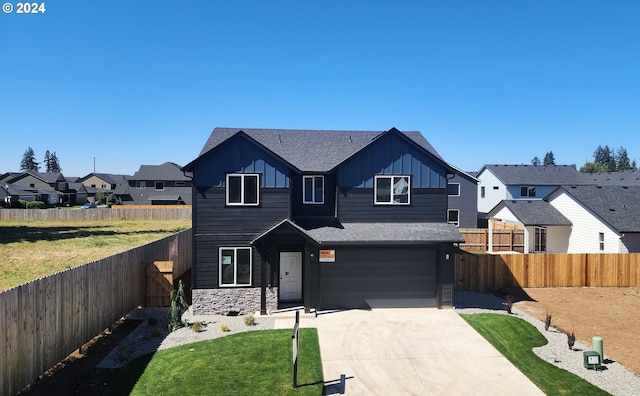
[0,218,191,290]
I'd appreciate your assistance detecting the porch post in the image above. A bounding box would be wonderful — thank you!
[304,247,312,314]
[260,250,267,315]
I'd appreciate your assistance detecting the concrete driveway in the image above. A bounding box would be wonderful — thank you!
[275,308,543,395]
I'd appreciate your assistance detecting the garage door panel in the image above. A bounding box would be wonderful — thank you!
[319,247,438,309]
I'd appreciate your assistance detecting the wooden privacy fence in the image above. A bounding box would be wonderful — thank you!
[456,251,640,292]
[458,228,524,252]
[0,229,192,396]
[0,207,191,221]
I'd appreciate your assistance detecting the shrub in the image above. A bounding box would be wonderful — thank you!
[545,313,552,331]
[167,280,189,332]
[220,324,230,332]
[244,314,256,326]
[503,294,514,314]
[191,321,204,332]
[25,201,45,209]
[567,332,576,350]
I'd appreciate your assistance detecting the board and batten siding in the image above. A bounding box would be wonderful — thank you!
[337,132,448,189]
[336,188,446,223]
[192,135,290,188]
[548,191,622,253]
[193,188,289,288]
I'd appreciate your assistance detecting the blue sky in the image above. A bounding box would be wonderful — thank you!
[1,1,639,177]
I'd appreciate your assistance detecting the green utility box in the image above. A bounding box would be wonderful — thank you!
[583,350,601,370]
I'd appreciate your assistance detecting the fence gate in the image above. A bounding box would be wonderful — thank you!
[146,261,174,306]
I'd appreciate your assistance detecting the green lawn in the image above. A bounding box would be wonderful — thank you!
[105,328,324,396]
[460,313,610,396]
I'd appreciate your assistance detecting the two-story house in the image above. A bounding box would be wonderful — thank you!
[446,170,479,228]
[114,162,192,205]
[183,127,464,315]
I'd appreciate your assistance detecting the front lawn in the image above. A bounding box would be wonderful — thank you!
[105,328,324,395]
[460,313,610,395]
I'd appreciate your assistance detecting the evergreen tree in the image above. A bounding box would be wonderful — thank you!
[44,150,52,172]
[543,151,556,165]
[20,147,40,172]
[49,152,62,173]
[531,156,541,166]
[615,147,632,171]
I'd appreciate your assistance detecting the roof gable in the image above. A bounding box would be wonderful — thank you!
[553,185,640,233]
[488,200,572,226]
[185,127,449,173]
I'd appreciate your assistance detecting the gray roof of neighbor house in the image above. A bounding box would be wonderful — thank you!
[307,222,465,245]
[190,127,448,172]
[555,185,640,233]
[581,170,640,186]
[132,162,190,180]
[481,165,585,186]
[488,200,572,226]
[79,173,128,186]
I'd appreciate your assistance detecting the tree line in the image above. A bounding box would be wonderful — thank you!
[20,147,62,173]
[531,145,637,173]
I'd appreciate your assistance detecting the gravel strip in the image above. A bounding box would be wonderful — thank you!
[455,290,640,396]
[97,306,274,369]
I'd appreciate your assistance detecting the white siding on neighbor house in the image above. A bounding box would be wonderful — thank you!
[492,206,520,224]
[548,192,622,253]
[477,169,506,213]
[546,226,571,253]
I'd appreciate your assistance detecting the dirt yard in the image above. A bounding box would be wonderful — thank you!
[513,287,640,376]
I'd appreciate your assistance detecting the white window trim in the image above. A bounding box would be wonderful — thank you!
[226,173,260,206]
[219,247,252,287]
[303,175,324,204]
[447,183,460,197]
[447,209,460,226]
[520,186,536,197]
[374,175,411,205]
[155,181,165,191]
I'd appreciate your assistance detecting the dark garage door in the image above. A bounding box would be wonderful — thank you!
[319,247,437,309]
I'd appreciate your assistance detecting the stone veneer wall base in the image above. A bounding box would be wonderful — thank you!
[192,287,278,315]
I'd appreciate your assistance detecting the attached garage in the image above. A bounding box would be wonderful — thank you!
[319,246,438,309]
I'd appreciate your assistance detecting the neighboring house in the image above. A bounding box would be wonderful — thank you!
[446,169,479,228]
[115,162,192,205]
[183,127,464,315]
[1,171,63,206]
[486,185,640,253]
[78,173,127,191]
[476,165,584,215]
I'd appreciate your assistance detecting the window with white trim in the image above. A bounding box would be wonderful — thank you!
[303,175,324,204]
[447,209,460,226]
[219,247,252,286]
[447,183,460,196]
[226,173,259,206]
[375,175,410,205]
[155,181,164,191]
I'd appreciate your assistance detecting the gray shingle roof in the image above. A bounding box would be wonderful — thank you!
[193,127,445,172]
[495,200,572,226]
[307,222,465,244]
[581,170,640,186]
[132,162,190,180]
[483,165,584,185]
[559,185,640,233]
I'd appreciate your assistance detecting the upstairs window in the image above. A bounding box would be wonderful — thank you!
[219,247,252,286]
[303,175,324,204]
[226,174,259,206]
[155,181,165,191]
[520,186,536,197]
[137,181,146,189]
[599,232,605,251]
[480,186,486,198]
[447,183,460,196]
[375,175,410,205]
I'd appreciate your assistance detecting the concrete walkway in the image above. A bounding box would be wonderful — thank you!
[274,308,543,395]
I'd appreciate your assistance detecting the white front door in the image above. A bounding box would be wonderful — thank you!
[279,252,302,301]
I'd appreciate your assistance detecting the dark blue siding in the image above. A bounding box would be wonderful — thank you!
[290,174,336,218]
[337,133,448,188]
[193,135,290,188]
[447,173,478,228]
[337,187,446,222]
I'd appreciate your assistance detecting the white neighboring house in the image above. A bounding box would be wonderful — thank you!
[476,164,585,215]
[486,185,640,253]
